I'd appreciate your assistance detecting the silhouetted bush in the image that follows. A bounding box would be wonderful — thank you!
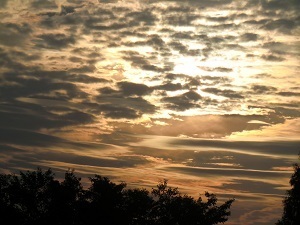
[0,168,234,225]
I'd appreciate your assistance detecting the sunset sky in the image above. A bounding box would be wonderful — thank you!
[0,0,299,224]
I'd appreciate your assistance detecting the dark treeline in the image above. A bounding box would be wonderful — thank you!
[0,168,234,225]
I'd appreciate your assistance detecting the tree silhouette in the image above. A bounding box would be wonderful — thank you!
[0,168,234,225]
[277,160,300,225]
[150,179,234,225]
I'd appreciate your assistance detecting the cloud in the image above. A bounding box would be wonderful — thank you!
[0,23,32,46]
[277,91,300,97]
[261,19,297,34]
[0,0,8,7]
[240,33,259,42]
[0,101,94,131]
[170,138,300,158]
[35,33,76,49]
[118,81,153,96]
[165,166,291,180]
[251,85,277,94]
[202,88,244,99]
[96,87,156,119]
[162,91,202,111]
[261,54,285,62]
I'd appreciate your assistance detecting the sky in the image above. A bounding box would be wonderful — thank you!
[0,0,299,224]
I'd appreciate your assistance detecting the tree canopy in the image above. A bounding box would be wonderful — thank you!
[276,160,300,225]
[0,168,234,225]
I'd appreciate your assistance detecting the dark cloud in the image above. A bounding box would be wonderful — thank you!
[262,41,290,55]
[261,19,297,34]
[251,85,277,94]
[168,40,201,56]
[261,54,285,62]
[160,0,233,8]
[201,76,232,85]
[277,92,300,97]
[207,16,230,22]
[35,33,76,49]
[171,138,300,156]
[0,127,69,147]
[31,0,58,9]
[0,72,87,100]
[0,23,32,46]
[273,107,300,118]
[154,82,183,92]
[0,101,94,131]
[202,88,244,99]
[117,81,153,96]
[162,13,198,26]
[0,0,8,7]
[96,86,156,119]
[240,33,259,42]
[243,19,270,26]
[162,91,202,111]
[126,9,157,26]
[166,166,290,180]
[220,179,286,195]
[259,0,300,12]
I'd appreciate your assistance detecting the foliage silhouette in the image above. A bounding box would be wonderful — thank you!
[276,158,300,225]
[0,168,234,225]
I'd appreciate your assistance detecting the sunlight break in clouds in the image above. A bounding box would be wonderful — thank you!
[0,0,299,224]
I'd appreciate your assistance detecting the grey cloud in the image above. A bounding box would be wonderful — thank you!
[0,128,65,147]
[261,54,285,62]
[201,75,232,85]
[163,13,198,26]
[168,41,201,56]
[221,179,286,195]
[0,23,32,46]
[31,0,58,9]
[251,85,277,94]
[159,0,233,8]
[259,0,300,11]
[261,19,297,34]
[154,82,183,91]
[162,91,202,111]
[117,81,153,96]
[98,0,118,3]
[96,87,156,118]
[146,34,167,51]
[243,19,270,26]
[207,16,230,22]
[171,32,194,40]
[68,65,96,73]
[213,67,233,73]
[0,0,8,7]
[0,73,87,101]
[99,104,142,119]
[165,166,290,180]
[122,51,166,72]
[35,33,76,49]
[131,147,292,171]
[126,9,157,26]
[0,49,40,71]
[277,92,300,97]
[273,107,300,118]
[163,74,201,89]
[240,33,259,42]
[0,101,94,131]
[171,139,300,156]
[262,42,297,56]
[202,88,244,99]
